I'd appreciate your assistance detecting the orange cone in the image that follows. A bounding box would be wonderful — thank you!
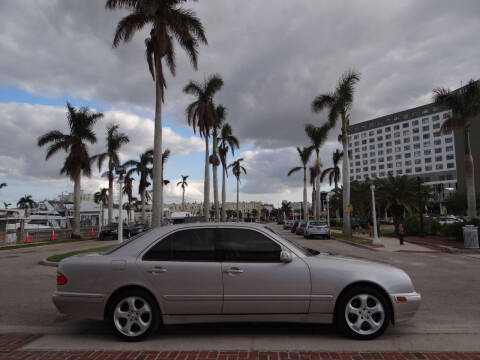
[25,232,30,244]
[51,229,55,241]
[90,227,95,237]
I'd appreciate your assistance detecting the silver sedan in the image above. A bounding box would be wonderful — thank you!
[53,223,421,341]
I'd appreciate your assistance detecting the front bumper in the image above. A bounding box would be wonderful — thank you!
[53,291,106,320]
[390,292,421,323]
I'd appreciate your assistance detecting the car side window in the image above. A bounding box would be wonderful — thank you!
[218,228,281,262]
[143,228,216,261]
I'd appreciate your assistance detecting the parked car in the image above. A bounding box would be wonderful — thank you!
[283,219,294,230]
[276,218,284,225]
[99,223,149,241]
[54,223,421,341]
[296,221,307,235]
[304,220,331,239]
[437,215,464,225]
[291,220,299,233]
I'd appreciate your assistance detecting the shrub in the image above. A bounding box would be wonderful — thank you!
[404,215,420,236]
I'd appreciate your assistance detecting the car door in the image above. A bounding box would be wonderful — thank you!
[137,227,223,315]
[218,227,311,314]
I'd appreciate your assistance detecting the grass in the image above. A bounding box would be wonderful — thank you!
[46,245,115,263]
[331,232,372,245]
[0,238,88,251]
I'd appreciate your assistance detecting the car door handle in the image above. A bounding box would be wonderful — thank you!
[147,266,167,274]
[224,267,244,274]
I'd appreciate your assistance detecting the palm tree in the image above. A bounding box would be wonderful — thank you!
[375,175,420,232]
[309,166,319,218]
[210,105,227,221]
[433,80,480,219]
[281,201,292,219]
[123,149,154,224]
[305,123,330,220]
[3,202,11,209]
[94,188,109,228]
[92,124,129,224]
[218,123,240,221]
[0,183,6,189]
[107,0,207,228]
[38,102,102,237]
[177,175,189,211]
[287,147,313,222]
[122,175,135,223]
[228,158,246,222]
[312,69,361,235]
[17,195,36,215]
[183,74,224,221]
[321,149,343,221]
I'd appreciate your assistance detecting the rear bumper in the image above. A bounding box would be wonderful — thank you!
[53,291,106,320]
[306,230,330,236]
[390,292,421,323]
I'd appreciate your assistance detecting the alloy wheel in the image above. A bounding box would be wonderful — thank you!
[344,293,385,336]
[113,296,152,337]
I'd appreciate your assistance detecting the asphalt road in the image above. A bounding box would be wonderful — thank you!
[0,225,479,352]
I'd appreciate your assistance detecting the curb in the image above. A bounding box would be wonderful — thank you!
[38,259,58,267]
[332,237,377,252]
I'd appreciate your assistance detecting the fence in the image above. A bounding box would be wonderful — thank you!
[0,226,99,246]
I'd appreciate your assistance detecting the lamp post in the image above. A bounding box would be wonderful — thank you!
[370,184,380,245]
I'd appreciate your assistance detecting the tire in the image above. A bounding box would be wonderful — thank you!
[108,289,159,341]
[335,286,391,340]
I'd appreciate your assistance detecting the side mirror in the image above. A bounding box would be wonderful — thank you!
[280,250,293,263]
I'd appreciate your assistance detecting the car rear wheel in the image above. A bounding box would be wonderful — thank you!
[108,289,159,341]
[336,286,390,340]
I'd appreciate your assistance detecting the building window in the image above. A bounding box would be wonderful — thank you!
[397,170,403,175]
[396,162,402,168]
[362,153,367,159]
[406,168,412,174]
[424,149,431,155]
[394,132,400,138]
[370,145,375,150]
[423,134,430,139]
[394,139,401,145]
[378,143,383,148]
[363,167,368,172]
[445,137,453,143]
[387,156,393,161]
[422,125,429,131]
[405,153,411,158]
[425,165,432,171]
[414,151,421,157]
[378,150,384,155]
[364,174,368,179]
[394,125,400,130]
[415,167,422,173]
[386,134,392,139]
[362,139,367,145]
[350,176,354,181]
[404,138,410,143]
[425,157,432,163]
[355,154,360,159]
[422,118,429,124]
[379,171,385,177]
[361,132,367,138]
[434,131,441,137]
[355,161,360,166]
[413,128,419,134]
[385,127,391,132]
[435,155,442,162]
[370,158,376,164]
[443,113,450,119]
[369,130,375,136]
[395,146,401,152]
[414,143,420,149]
[370,151,375,157]
[369,138,375,143]
[405,160,412,166]
[363,160,368,165]
[403,130,410,136]
[413,135,420,141]
[412,120,419,126]
[415,159,422,165]
[371,166,376,171]
[403,122,409,128]
[446,146,453,152]
[434,139,441,145]
[432,115,440,121]
[433,123,440,129]
[447,163,455,169]
[404,145,411,151]
[395,154,402,160]
[446,154,454,160]
[386,141,392,147]
[387,163,393,169]
[354,134,359,139]
[424,141,431,148]
[379,157,384,163]
[377,136,383,141]
[436,164,444,170]
[435,148,442,154]
[387,148,392,154]
[377,129,383,134]
[356,175,361,180]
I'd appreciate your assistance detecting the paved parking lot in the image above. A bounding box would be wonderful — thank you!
[0,225,479,352]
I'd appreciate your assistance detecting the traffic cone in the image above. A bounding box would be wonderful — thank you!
[90,227,95,237]
[51,229,55,241]
[25,232,30,244]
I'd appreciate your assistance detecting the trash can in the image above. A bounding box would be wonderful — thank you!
[463,225,479,249]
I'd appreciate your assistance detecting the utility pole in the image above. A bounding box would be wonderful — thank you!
[417,176,424,237]
[371,184,381,245]
[116,166,126,243]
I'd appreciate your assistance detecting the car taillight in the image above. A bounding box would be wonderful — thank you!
[57,271,67,285]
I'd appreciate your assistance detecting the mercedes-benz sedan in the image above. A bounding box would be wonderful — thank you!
[53,223,421,341]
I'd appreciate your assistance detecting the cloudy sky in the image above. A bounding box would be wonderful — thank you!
[0,0,479,207]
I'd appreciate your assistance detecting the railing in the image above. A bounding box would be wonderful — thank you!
[0,226,100,245]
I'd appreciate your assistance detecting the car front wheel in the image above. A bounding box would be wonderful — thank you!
[108,289,159,341]
[336,286,391,340]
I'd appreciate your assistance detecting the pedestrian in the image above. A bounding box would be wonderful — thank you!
[368,216,374,237]
[398,223,405,245]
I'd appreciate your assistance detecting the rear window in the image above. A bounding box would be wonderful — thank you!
[309,221,326,226]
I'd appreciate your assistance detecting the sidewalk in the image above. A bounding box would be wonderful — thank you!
[332,230,440,253]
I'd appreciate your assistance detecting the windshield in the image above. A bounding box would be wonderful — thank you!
[102,229,152,255]
[264,226,320,256]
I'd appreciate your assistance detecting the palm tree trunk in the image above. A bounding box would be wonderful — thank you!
[236,178,239,222]
[141,189,146,224]
[221,166,227,221]
[182,188,185,211]
[213,165,220,221]
[312,183,316,220]
[151,59,163,228]
[464,126,477,219]
[315,150,321,220]
[204,136,210,222]
[334,181,340,221]
[108,176,113,224]
[303,167,308,222]
[342,124,352,236]
[73,172,81,237]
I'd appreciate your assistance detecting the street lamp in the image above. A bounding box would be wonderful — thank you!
[115,166,125,244]
[370,184,381,245]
